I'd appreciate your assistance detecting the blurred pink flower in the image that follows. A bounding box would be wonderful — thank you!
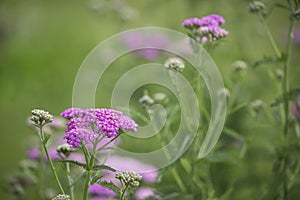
[27,147,60,162]
[101,155,158,183]
[88,184,116,198]
[123,32,170,60]
[135,187,161,200]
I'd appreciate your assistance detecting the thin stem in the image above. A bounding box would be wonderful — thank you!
[282,16,295,200]
[66,162,74,200]
[38,138,44,199]
[83,169,91,200]
[120,184,129,200]
[283,18,295,138]
[82,141,97,200]
[97,133,121,152]
[259,14,282,58]
[39,126,65,194]
[82,143,91,200]
[171,168,187,193]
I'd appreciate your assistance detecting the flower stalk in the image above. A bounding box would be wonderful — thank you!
[39,126,65,194]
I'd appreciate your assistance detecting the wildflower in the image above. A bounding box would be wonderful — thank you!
[123,33,169,60]
[61,108,137,148]
[135,187,161,200]
[250,99,264,111]
[232,60,247,71]
[249,1,265,13]
[153,92,169,104]
[30,109,53,126]
[27,147,60,162]
[99,156,159,183]
[182,14,228,43]
[218,88,230,98]
[56,143,73,158]
[115,171,142,187]
[276,69,284,80]
[139,94,154,106]
[51,194,71,200]
[88,184,116,198]
[164,57,185,73]
[291,95,300,119]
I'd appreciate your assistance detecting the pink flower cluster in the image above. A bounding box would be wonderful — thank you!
[61,108,137,148]
[182,14,228,43]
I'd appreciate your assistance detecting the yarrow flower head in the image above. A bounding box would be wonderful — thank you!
[61,108,137,148]
[56,143,73,158]
[115,171,142,187]
[51,194,71,200]
[182,14,228,43]
[249,1,265,14]
[30,109,53,126]
[164,57,185,73]
[232,60,247,71]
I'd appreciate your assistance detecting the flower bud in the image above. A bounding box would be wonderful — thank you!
[250,99,264,111]
[30,109,53,126]
[51,194,71,200]
[164,57,185,73]
[232,60,247,71]
[249,1,265,13]
[116,171,142,187]
[138,94,154,106]
[56,143,73,158]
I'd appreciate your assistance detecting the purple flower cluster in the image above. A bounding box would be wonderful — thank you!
[61,108,137,148]
[182,14,228,43]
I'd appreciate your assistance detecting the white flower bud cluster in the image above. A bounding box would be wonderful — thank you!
[232,60,247,71]
[250,99,264,111]
[138,95,154,106]
[51,194,71,200]
[56,143,73,157]
[164,57,185,73]
[249,1,265,13]
[115,171,142,187]
[30,109,53,126]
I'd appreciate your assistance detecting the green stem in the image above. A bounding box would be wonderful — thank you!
[120,184,129,200]
[38,139,44,199]
[39,126,65,194]
[171,168,187,193]
[260,14,282,58]
[82,142,97,200]
[66,163,74,200]
[283,18,295,138]
[282,16,295,200]
[83,169,91,200]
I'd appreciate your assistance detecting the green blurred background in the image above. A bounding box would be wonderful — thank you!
[1,0,299,199]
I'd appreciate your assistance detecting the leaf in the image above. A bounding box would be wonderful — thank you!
[271,88,300,107]
[223,127,246,142]
[43,134,51,145]
[97,181,120,195]
[227,103,248,116]
[205,151,239,165]
[90,174,103,185]
[180,158,191,173]
[219,187,233,200]
[92,164,116,172]
[58,160,88,169]
[252,55,283,68]
[160,192,180,200]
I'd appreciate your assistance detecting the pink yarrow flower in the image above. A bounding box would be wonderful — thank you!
[61,108,137,148]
